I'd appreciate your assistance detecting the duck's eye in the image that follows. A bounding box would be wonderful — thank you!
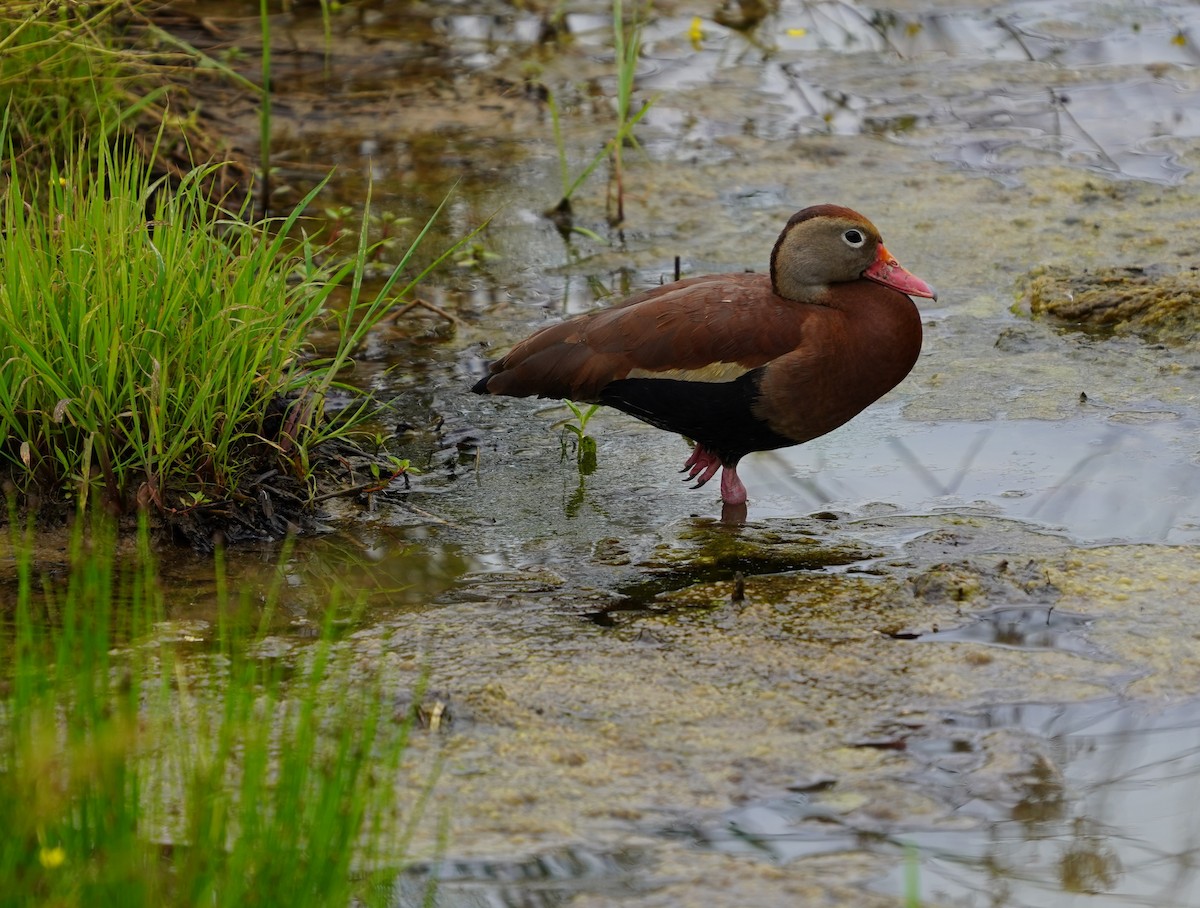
[842,229,866,248]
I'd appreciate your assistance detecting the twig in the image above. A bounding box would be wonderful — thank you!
[390,296,467,326]
[313,477,400,502]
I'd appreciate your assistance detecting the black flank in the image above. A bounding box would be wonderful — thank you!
[598,368,793,465]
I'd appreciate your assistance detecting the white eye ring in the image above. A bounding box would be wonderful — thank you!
[842,229,866,248]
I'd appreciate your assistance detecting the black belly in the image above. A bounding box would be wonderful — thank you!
[598,369,794,465]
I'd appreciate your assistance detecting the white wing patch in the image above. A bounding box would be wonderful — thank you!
[625,362,753,383]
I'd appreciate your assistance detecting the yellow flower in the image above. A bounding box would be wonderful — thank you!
[39,846,66,869]
[786,27,808,37]
[688,16,705,49]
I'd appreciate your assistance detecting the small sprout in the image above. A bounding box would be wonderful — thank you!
[369,430,393,453]
[560,401,600,474]
[562,400,599,438]
[455,241,501,269]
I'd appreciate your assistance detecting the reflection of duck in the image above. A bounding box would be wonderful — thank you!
[472,205,935,507]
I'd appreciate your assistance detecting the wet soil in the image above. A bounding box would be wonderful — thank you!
[93,0,1200,903]
[340,519,1200,906]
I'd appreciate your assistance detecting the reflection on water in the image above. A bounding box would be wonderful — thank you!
[916,605,1099,656]
[742,409,1200,544]
[387,845,649,907]
[156,525,476,630]
[678,696,1200,908]
[637,0,1200,183]
[925,78,1198,185]
[654,599,1200,905]
[197,0,1200,190]
[883,698,1200,907]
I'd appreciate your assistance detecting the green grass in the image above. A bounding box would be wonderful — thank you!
[0,2,486,523]
[0,137,315,512]
[0,516,430,906]
[0,121,481,519]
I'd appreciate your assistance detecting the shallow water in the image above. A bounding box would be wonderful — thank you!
[162,0,1200,904]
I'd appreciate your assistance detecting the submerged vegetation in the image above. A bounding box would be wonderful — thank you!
[0,518,430,906]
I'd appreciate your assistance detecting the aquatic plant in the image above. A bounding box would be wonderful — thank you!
[560,401,600,475]
[545,0,656,232]
[0,517,433,906]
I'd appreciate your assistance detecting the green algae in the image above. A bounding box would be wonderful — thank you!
[1020,263,1200,344]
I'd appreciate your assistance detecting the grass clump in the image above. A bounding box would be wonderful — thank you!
[0,518,428,906]
[0,141,319,517]
[0,129,477,539]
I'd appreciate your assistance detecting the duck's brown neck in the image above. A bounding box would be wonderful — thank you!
[769,242,828,304]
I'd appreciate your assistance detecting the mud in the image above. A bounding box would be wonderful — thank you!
[338,518,1200,906]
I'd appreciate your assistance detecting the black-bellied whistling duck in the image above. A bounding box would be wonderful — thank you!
[471,204,936,506]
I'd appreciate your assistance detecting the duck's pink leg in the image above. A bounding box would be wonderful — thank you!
[681,446,748,504]
[719,465,747,506]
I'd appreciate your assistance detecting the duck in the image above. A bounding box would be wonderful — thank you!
[471,204,936,507]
